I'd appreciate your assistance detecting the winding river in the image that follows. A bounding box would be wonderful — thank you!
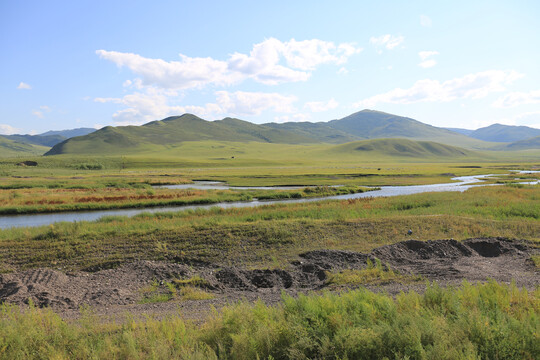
[0,173,523,229]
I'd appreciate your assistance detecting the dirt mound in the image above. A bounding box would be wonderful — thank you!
[372,238,536,281]
[0,238,537,312]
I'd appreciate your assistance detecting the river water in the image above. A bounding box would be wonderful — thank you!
[0,174,515,229]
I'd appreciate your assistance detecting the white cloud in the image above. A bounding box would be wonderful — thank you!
[419,59,437,68]
[420,15,432,27]
[0,124,21,135]
[97,38,361,90]
[418,51,439,68]
[97,50,237,90]
[419,51,439,61]
[17,82,32,90]
[369,34,404,50]
[337,67,348,75]
[95,87,186,125]
[492,90,540,108]
[40,105,51,111]
[304,98,339,112]
[354,70,523,107]
[213,91,297,116]
[95,89,298,125]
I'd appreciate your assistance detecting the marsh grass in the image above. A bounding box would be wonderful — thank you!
[0,281,537,359]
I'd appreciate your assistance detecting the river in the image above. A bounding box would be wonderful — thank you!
[1,173,523,229]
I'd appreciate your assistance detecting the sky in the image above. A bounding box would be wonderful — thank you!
[1,0,540,135]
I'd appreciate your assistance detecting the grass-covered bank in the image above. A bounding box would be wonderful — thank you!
[1,184,539,272]
[0,185,372,215]
[0,281,537,359]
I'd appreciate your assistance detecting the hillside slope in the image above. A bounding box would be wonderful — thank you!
[324,110,491,149]
[46,114,316,155]
[504,135,540,150]
[0,136,50,157]
[45,110,498,156]
[469,124,540,143]
[327,138,476,159]
[40,127,96,138]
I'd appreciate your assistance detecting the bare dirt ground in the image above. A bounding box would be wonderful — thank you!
[0,238,538,323]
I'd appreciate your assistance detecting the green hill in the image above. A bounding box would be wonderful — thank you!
[45,111,499,156]
[46,114,315,155]
[327,138,476,159]
[264,121,359,143]
[3,134,66,147]
[323,110,492,149]
[40,127,96,138]
[0,136,50,157]
[505,135,540,150]
[468,124,540,143]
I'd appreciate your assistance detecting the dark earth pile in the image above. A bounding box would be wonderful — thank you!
[0,238,538,317]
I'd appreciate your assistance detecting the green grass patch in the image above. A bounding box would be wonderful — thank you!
[179,286,215,300]
[531,255,540,269]
[326,258,421,286]
[0,281,537,359]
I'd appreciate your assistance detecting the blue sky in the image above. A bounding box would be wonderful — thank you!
[1,0,539,134]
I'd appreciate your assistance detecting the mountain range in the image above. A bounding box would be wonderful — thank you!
[2,110,540,158]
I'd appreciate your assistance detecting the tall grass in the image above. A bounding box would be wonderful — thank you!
[0,281,537,359]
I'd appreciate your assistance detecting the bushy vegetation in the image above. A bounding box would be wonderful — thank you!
[74,163,104,170]
[0,281,537,359]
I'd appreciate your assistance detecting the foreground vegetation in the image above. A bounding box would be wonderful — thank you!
[0,281,537,359]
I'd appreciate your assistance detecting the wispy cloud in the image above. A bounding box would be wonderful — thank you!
[492,90,540,108]
[31,105,52,119]
[418,51,439,68]
[354,70,523,107]
[17,82,32,90]
[0,124,21,135]
[369,34,404,50]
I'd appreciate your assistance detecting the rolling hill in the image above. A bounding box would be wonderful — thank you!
[3,134,66,147]
[2,127,96,149]
[505,135,540,150]
[46,114,315,155]
[40,127,96,138]
[46,110,498,156]
[327,138,476,159]
[0,136,50,157]
[322,110,491,149]
[467,124,540,143]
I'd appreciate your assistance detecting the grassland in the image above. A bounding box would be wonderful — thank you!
[1,182,539,272]
[1,150,539,358]
[1,281,537,359]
